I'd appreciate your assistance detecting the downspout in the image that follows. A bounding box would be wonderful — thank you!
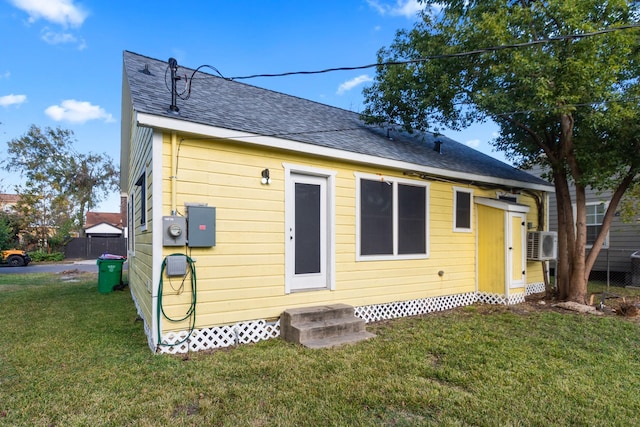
[171,131,178,215]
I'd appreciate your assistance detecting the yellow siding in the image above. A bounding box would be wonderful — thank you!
[146,133,545,331]
[127,126,154,324]
[477,204,505,294]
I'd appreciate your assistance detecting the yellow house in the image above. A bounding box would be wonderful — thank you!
[121,51,555,354]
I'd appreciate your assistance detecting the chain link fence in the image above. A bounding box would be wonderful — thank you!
[550,248,640,288]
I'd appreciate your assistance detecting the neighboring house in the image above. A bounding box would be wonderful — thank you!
[0,193,20,213]
[121,51,554,354]
[528,165,640,284]
[84,211,124,238]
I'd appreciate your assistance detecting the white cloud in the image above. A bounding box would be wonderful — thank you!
[466,139,481,148]
[41,28,86,49]
[337,75,374,95]
[0,94,27,107]
[9,0,88,27]
[367,0,426,18]
[45,99,114,124]
[0,71,11,79]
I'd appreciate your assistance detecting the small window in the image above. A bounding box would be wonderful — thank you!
[453,188,473,232]
[128,194,134,253]
[497,192,519,203]
[135,170,147,230]
[586,202,608,248]
[357,174,429,260]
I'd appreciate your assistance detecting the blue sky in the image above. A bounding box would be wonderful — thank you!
[0,0,501,212]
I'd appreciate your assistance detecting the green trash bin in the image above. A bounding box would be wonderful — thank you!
[97,256,126,294]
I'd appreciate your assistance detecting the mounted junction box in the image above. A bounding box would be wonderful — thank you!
[162,216,186,246]
[166,255,187,277]
[187,205,216,247]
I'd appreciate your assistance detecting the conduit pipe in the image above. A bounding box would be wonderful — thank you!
[170,131,178,214]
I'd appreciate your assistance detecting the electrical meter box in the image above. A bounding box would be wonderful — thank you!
[187,206,216,247]
[162,216,186,246]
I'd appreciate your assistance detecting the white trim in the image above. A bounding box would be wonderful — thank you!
[150,130,164,349]
[453,187,474,233]
[582,201,610,249]
[128,194,134,256]
[136,112,554,193]
[507,212,527,289]
[283,163,336,294]
[137,167,148,231]
[355,172,430,261]
[85,223,123,234]
[475,196,530,213]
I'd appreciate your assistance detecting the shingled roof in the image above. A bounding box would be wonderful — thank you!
[122,51,552,191]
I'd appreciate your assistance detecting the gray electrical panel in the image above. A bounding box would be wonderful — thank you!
[187,206,216,247]
[162,216,186,246]
[166,255,187,276]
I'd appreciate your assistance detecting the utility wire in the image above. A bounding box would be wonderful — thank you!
[168,23,640,120]
[226,24,640,81]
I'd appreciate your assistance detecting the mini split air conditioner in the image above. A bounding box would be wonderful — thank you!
[527,231,558,261]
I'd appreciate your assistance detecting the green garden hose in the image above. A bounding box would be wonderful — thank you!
[156,253,197,348]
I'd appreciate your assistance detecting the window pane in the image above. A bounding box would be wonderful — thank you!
[455,191,471,229]
[587,225,601,245]
[295,183,321,274]
[586,204,605,245]
[398,184,426,254]
[361,180,393,255]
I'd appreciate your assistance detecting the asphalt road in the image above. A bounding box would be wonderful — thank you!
[0,260,127,274]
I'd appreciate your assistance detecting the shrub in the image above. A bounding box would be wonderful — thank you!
[29,251,65,262]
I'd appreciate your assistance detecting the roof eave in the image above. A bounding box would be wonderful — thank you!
[136,112,555,193]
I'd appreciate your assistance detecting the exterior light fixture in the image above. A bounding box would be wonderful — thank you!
[261,168,271,185]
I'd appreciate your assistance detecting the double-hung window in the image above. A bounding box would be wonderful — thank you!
[357,174,429,260]
[586,202,608,248]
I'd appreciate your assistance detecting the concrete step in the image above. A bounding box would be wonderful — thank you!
[281,304,375,349]
[302,331,377,349]
[282,303,355,324]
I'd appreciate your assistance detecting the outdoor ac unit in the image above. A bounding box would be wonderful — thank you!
[527,231,558,261]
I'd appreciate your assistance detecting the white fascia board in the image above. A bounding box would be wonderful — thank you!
[85,223,122,233]
[475,196,530,213]
[136,112,555,193]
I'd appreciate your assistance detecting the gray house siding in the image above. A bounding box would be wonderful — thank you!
[529,166,640,283]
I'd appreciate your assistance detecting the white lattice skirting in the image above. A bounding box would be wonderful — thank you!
[135,283,546,354]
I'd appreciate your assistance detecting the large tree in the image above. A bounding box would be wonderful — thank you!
[363,0,640,303]
[3,125,119,247]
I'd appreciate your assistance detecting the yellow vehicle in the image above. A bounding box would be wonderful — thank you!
[1,249,31,267]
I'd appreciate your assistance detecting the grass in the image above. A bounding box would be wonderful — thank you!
[1,273,640,426]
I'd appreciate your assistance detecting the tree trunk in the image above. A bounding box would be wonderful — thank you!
[553,169,573,300]
[567,183,588,303]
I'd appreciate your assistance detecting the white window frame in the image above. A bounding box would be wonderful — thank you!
[128,194,135,254]
[283,163,337,293]
[453,187,473,232]
[584,201,609,249]
[355,172,429,261]
[135,168,147,232]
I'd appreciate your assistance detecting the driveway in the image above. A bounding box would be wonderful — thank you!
[0,259,127,275]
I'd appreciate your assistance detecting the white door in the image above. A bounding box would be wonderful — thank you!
[507,212,527,289]
[287,173,328,291]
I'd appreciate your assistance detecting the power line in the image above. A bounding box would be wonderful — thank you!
[167,23,639,123]
[226,24,640,81]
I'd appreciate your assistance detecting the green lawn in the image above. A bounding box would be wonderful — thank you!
[1,272,639,426]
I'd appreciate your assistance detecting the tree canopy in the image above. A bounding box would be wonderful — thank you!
[3,125,119,249]
[363,0,640,303]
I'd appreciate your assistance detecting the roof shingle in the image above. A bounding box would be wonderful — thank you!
[123,51,551,190]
